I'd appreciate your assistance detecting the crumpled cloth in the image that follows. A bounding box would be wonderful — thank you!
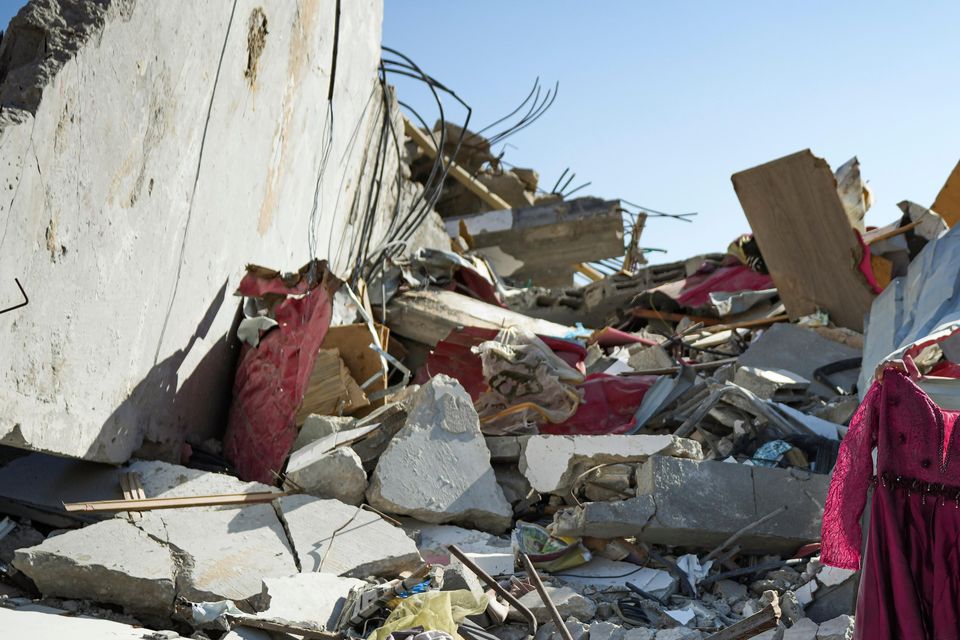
[473,327,585,435]
[371,590,488,640]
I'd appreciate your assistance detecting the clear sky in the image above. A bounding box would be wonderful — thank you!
[2,2,958,261]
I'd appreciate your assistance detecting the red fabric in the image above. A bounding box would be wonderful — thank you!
[540,373,658,435]
[223,267,334,483]
[673,263,773,309]
[454,268,506,308]
[821,370,960,638]
[926,360,960,379]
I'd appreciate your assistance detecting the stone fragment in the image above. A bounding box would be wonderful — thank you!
[556,558,675,599]
[278,494,422,578]
[487,625,531,640]
[440,563,485,599]
[623,629,657,640]
[784,618,820,640]
[520,435,702,495]
[510,586,596,623]
[589,620,626,640]
[795,581,818,606]
[293,415,357,451]
[12,519,176,617]
[713,579,748,603]
[749,626,785,640]
[495,464,532,504]
[258,573,365,630]
[816,566,856,587]
[407,522,512,566]
[284,446,368,505]
[628,344,675,371]
[654,629,703,640]
[452,551,515,577]
[367,376,513,533]
[815,614,854,640]
[534,617,590,640]
[485,436,530,462]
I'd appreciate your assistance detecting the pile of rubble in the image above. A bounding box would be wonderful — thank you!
[6,3,960,639]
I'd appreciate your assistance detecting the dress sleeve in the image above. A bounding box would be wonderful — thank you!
[820,382,881,570]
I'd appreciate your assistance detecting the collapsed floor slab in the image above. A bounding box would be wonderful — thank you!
[552,455,829,554]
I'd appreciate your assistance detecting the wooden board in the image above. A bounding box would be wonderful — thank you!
[294,348,369,425]
[321,323,389,414]
[932,159,960,227]
[731,150,875,331]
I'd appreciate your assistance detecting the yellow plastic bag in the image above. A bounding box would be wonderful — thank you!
[371,590,489,640]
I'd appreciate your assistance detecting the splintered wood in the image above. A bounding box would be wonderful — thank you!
[732,149,875,331]
[294,348,370,425]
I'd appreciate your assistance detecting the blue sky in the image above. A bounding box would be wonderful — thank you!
[2,2,958,260]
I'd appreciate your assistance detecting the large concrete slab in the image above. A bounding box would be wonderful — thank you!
[0,0,441,464]
[367,376,513,533]
[552,456,829,554]
[278,494,422,578]
[520,434,702,495]
[13,518,176,617]
[0,606,191,639]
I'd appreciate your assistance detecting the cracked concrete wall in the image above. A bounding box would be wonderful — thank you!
[0,0,418,462]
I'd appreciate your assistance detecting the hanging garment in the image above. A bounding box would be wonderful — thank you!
[821,369,960,639]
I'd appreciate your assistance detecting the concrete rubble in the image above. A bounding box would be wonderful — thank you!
[3,1,958,639]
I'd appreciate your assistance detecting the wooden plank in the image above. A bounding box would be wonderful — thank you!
[294,348,369,425]
[64,491,288,513]
[732,150,875,331]
[933,159,960,227]
[703,598,781,639]
[322,323,390,415]
[403,117,511,211]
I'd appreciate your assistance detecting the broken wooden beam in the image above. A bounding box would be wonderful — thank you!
[732,150,875,331]
[63,491,288,513]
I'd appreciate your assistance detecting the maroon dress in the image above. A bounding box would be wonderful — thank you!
[821,369,960,638]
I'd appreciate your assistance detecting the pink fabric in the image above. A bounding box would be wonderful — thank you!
[854,229,884,294]
[822,370,960,638]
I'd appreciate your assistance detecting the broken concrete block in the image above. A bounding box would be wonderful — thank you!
[520,434,702,495]
[367,375,513,533]
[0,522,44,564]
[583,463,635,502]
[783,618,820,640]
[713,579,748,603]
[815,614,854,640]
[283,446,367,505]
[440,563,484,599]
[278,494,421,578]
[258,573,365,630]
[494,464,532,504]
[654,629,703,640]
[534,618,590,640]
[485,435,530,463]
[623,629,657,640]
[453,551,515,577]
[628,344,675,372]
[127,459,276,499]
[13,519,176,617]
[589,621,626,640]
[553,456,829,554]
[406,521,512,566]
[733,366,809,400]
[293,415,357,452]
[510,586,597,623]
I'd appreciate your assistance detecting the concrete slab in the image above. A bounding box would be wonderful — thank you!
[552,558,675,599]
[407,521,512,566]
[0,606,190,639]
[520,434,702,495]
[134,503,296,604]
[13,519,176,617]
[258,572,365,630]
[509,585,597,623]
[278,494,422,578]
[367,376,513,533]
